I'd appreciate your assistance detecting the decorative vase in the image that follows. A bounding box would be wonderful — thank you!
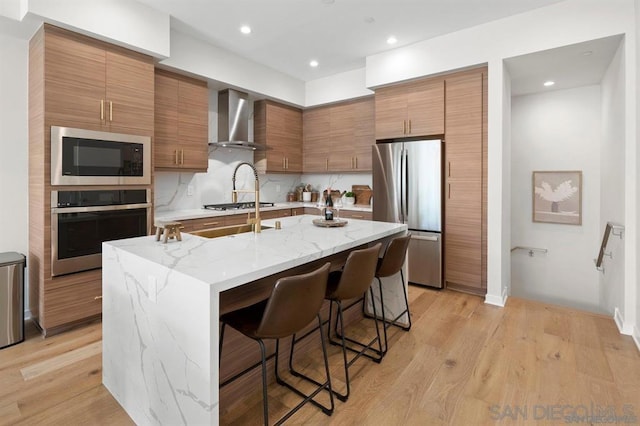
[344,196,355,205]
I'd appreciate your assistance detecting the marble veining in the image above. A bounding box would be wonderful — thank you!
[103,215,406,425]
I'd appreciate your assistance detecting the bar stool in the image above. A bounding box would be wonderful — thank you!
[374,233,412,354]
[291,243,383,402]
[219,263,334,426]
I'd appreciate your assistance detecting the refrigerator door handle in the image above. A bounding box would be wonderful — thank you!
[411,235,439,242]
[403,148,409,221]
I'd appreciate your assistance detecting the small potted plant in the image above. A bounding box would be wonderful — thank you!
[344,191,356,205]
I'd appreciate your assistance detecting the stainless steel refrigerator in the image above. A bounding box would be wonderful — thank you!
[373,140,443,288]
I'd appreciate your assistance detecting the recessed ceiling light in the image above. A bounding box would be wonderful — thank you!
[582,50,593,56]
[309,60,319,68]
[543,81,555,87]
[387,36,398,45]
[240,25,252,35]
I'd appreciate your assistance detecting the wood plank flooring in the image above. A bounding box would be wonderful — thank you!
[0,286,638,425]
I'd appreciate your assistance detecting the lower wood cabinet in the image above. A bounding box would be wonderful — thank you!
[337,210,372,220]
[178,209,300,233]
[40,269,102,332]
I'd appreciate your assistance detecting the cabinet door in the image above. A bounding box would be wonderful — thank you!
[281,107,303,172]
[45,28,106,131]
[352,97,375,171]
[407,79,444,137]
[178,78,209,171]
[154,71,179,168]
[303,107,330,172]
[255,101,302,173]
[105,48,154,135]
[329,103,355,171]
[444,71,483,291]
[374,86,408,140]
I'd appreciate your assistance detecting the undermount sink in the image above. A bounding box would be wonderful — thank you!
[191,223,273,238]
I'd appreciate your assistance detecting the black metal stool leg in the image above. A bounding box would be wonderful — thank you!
[257,339,269,426]
[377,277,389,354]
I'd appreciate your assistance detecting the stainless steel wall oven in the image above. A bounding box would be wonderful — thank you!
[51,126,151,186]
[51,189,151,276]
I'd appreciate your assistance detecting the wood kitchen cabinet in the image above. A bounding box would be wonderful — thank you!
[375,77,444,140]
[444,68,487,295]
[44,24,154,136]
[29,24,154,335]
[154,69,209,171]
[302,96,374,172]
[254,100,303,173]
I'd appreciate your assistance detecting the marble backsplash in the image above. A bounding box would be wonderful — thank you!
[154,147,372,212]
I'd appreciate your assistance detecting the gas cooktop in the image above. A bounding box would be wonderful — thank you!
[203,202,275,211]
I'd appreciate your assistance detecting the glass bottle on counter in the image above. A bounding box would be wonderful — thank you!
[324,188,334,220]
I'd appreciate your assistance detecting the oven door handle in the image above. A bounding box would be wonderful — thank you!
[52,203,152,214]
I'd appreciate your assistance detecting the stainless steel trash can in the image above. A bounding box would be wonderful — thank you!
[0,252,25,349]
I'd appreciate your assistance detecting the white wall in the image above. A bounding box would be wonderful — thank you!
[511,85,602,312]
[25,0,170,57]
[0,32,29,310]
[600,41,626,321]
[305,68,373,107]
[366,0,637,307]
[629,0,640,349]
[161,30,305,107]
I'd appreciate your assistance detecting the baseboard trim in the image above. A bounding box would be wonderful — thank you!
[485,287,508,307]
[633,325,640,352]
[614,307,625,333]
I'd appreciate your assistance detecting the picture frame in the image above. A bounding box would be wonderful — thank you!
[532,170,582,225]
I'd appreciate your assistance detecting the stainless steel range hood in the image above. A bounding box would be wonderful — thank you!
[210,89,266,150]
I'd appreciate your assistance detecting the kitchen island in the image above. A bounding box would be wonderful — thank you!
[102,214,407,425]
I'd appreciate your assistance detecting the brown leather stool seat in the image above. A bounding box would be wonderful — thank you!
[290,243,383,402]
[373,233,412,354]
[219,263,334,426]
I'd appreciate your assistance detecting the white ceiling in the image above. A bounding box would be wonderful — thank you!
[136,0,564,82]
[506,35,623,96]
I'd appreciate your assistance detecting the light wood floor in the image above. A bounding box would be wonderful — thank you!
[0,286,638,425]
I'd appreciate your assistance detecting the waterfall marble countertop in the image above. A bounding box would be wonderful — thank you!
[154,202,372,222]
[104,214,401,293]
[102,214,406,425]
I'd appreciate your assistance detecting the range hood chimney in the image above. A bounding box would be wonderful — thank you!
[210,89,265,150]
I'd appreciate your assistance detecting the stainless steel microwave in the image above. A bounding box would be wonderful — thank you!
[51,126,151,186]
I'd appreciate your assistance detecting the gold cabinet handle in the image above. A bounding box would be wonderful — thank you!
[100,100,104,120]
[325,158,329,170]
[403,120,406,134]
[354,157,358,169]
[283,157,286,169]
[109,101,113,122]
[175,150,179,165]
[94,295,103,300]
[408,119,411,134]
[181,150,184,165]
[203,221,220,227]
[352,215,364,219]
[448,161,451,177]
[286,158,289,169]
[448,183,451,199]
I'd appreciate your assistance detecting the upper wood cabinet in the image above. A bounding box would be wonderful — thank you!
[44,24,154,136]
[374,78,444,140]
[254,100,303,174]
[443,68,487,295]
[154,69,209,171]
[303,97,374,173]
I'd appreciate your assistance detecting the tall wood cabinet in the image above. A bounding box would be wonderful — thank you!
[154,69,209,171]
[29,24,154,334]
[374,78,444,140]
[254,100,303,173]
[444,68,488,295]
[303,96,374,173]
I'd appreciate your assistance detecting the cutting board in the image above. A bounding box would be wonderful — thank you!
[352,185,372,206]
